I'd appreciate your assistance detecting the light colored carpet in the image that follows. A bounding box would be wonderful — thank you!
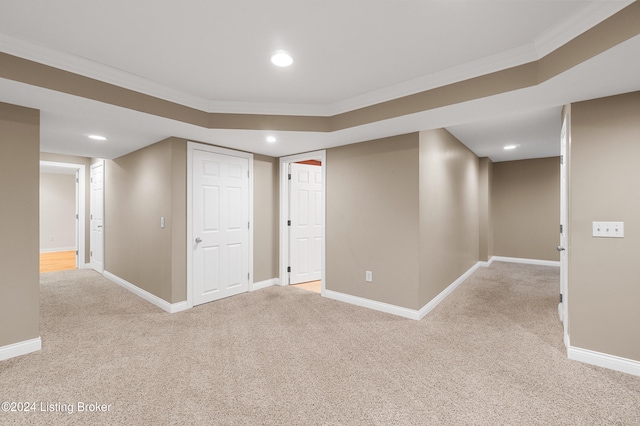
[1,262,639,425]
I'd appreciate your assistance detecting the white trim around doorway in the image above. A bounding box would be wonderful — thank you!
[39,161,86,269]
[279,150,326,294]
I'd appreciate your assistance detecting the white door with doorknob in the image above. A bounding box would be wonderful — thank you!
[192,148,250,305]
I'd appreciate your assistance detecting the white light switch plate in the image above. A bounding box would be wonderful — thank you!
[592,221,624,238]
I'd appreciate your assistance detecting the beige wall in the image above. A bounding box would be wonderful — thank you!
[478,157,494,261]
[105,138,186,303]
[40,152,92,264]
[170,140,187,303]
[569,91,640,361]
[326,134,421,309]
[104,139,279,304]
[253,154,279,282]
[40,173,76,251]
[492,157,560,261]
[0,102,40,347]
[419,129,480,306]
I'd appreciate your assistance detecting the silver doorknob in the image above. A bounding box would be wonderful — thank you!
[195,237,202,244]
[557,245,565,251]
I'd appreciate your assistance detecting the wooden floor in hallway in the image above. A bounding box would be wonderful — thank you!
[291,280,321,293]
[40,250,76,273]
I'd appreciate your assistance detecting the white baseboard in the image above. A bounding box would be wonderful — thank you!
[0,337,41,361]
[418,262,483,320]
[323,289,422,320]
[489,256,560,267]
[568,346,640,377]
[323,261,484,321]
[40,246,76,253]
[103,271,189,314]
[321,256,561,321]
[251,278,278,291]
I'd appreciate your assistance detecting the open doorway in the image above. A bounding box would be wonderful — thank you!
[39,161,86,272]
[279,151,326,294]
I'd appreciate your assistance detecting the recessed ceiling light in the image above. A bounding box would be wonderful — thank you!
[271,50,293,67]
[503,145,517,150]
[88,134,107,141]
[266,135,277,143]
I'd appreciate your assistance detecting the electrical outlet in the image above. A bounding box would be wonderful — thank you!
[365,271,373,282]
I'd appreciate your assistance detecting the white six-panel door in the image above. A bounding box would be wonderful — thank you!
[289,163,322,284]
[192,148,250,305]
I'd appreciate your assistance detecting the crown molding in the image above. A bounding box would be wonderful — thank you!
[328,43,538,116]
[206,99,331,116]
[0,32,211,111]
[534,0,635,58]
[0,2,630,117]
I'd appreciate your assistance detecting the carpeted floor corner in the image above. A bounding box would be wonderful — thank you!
[1,262,639,425]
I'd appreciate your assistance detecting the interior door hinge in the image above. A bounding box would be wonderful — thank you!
[287,220,291,226]
[559,294,563,303]
[560,224,563,234]
[287,266,291,273]
[288,173,291,180]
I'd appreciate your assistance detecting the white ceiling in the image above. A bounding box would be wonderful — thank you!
[0,1,638,162]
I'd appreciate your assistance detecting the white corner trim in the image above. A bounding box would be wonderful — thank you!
[568,346,640,377]
[251,278,279,291]
[489,256,560,267]
[323,290,421,320]
[103,271,189,314]
[417,262,483,320]
[0,337,41,362]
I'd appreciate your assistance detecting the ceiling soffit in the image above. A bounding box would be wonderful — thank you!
[0,2,638,134]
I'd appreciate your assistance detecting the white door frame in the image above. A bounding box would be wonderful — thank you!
[559,106,570,348]
[279,151,326,293]
[90,160,105,273]
[187,142,254,309]
[40,161,86,269]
